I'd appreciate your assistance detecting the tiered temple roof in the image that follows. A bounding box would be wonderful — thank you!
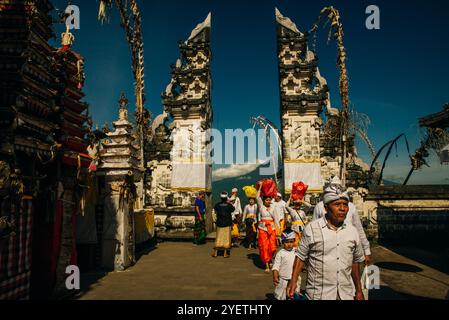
[98,94,141,174]
[0,0,57,163]
[53,44,92,168]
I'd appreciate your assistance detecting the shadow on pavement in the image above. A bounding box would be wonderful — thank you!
[262,287,436,300]
[71,270,109,299]
[375,262,423,273]
[247,253,266,270]
[135,242,158,262]
[73,242,158,299]
[212,249,230,257]
[265,293,276,300]
[384,245,449,275]
[369,285,439,300]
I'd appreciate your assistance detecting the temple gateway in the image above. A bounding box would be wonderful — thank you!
[0,2,447,300]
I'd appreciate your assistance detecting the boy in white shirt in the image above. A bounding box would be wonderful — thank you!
[272,230,301,300]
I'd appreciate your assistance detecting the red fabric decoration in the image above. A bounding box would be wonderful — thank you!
[88,162,97,172]
[58,45,71,52]
[291,181,308,201]
[256,179,278,198]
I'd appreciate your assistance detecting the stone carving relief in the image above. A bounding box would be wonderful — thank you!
[187,76,207,99]
[279,45,300,65]
[281,72,300,95]
[187,51,208,70]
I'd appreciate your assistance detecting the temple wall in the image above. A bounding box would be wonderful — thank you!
[363,186,449,246]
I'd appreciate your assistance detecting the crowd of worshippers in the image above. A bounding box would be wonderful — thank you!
[194,176,372,300]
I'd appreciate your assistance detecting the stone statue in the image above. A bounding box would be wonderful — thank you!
[61,25,75,47]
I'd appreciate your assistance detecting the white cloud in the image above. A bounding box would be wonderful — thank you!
[212,163,261,182]
[236,175,253,181]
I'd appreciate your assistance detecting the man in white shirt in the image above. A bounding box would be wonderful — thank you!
[287,185,365,300]
[272,193,286,245]
[230,187,242,220]
[312,176,371,265]
[229,188,242,247]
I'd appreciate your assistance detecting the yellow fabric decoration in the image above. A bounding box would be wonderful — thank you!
[231,224,239,237]
[242,185,257,199]
[276,219,286,236]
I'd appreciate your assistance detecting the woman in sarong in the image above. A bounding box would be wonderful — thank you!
[256,183,279,273]
[193,192,207,245]
[285,197,308,247]
[242,197,258,250]
[211,192,235,258]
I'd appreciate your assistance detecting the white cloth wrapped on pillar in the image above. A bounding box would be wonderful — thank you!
[284,162,323,191]
[171,162,211,191]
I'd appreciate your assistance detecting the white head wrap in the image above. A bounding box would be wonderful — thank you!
[220,192,228,199]
[281,231,296,241]
[323,185,349,205]
[232,188,238,193]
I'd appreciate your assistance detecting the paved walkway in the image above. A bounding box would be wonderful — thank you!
[77,241,281,300]
[75,241,449,300]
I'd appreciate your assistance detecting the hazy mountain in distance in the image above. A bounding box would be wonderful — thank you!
[211,166,278,204]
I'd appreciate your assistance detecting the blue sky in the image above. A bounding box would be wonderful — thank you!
[51,0,449,184]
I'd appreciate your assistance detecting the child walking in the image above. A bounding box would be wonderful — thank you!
[272,230,301,300]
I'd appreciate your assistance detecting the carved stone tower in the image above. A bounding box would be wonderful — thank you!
[276,9,329,198]
[153,13,213,236]
[163,13,213,199]
[97,94,141,270]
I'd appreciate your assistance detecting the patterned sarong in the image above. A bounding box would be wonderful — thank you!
[193,214,207,245]
[0,198,33,300]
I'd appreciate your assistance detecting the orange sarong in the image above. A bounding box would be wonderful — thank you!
[258,219,277,264]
